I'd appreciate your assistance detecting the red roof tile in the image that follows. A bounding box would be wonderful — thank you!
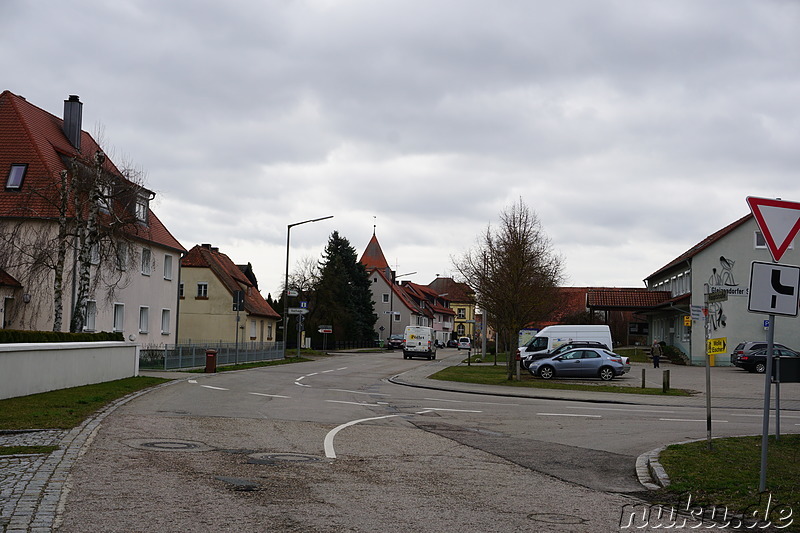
[182,244,279,318]
[0,267,21,287]
[359,233,389,270]
[0,90,185,253]
[586,287,672,308]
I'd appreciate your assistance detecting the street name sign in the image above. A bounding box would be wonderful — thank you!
[748,261,800,317]
[746,196,800,262]
[288,307,309,315]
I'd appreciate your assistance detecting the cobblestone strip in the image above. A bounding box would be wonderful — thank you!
[1,380,179,533]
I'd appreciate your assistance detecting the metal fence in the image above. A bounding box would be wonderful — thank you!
[140,341,285,370]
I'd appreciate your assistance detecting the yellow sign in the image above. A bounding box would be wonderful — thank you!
[683,315,692,327]
[707,337,727,355]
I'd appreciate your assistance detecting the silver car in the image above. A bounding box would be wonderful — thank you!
[528,348,627,381]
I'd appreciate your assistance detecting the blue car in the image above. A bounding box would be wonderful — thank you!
[528,348,626,381]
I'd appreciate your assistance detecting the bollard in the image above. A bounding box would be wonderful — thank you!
[663,369,670,393]
[641,368,646,389]
[205,349,217,373]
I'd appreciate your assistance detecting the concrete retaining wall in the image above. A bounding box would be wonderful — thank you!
[0,342,139,400]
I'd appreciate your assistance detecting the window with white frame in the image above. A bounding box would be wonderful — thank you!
[394,313,400,322]
[161,309,170,334]
[141,248,151,275]
[113,304,124,332]
[139,306,149,333]
[250,319,256,339]
[135,195,148,223]
[267,324,273,340]
[163,254,173,280]
[457,324,465,336]
[84,300,97,331]
[457,308,466,319]
[197,282,208,298]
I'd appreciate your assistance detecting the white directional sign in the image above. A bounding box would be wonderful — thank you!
[746,196,800,262]
[287,307,309,315]
[748,261,800,317]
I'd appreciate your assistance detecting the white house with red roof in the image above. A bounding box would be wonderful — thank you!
[0,90,186,344]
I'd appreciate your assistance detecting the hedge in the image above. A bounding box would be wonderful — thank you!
[0,329,124,343]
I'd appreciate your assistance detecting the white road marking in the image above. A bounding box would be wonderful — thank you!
[294,382,310,387]
[249,392,290,399]
[419,408,483,413]
[660,418,729,423]
[324,414,401,458]
[201,385,229,391]
[326,400,384,407]
[537,413,601,418]
[330,389,388,396]
[188,379,197,384]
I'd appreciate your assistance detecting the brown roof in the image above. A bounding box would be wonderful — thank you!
[427,277,475,303]
[359,233,389,270]
[0,90,185,253]
[586,287,672,308]
[0,267,21,287]
[182,244,280,318]
[647,214,751,280]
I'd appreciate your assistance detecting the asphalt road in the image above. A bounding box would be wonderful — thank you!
[54,349,800,532]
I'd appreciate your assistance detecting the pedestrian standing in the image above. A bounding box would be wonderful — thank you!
[652,340,662,368]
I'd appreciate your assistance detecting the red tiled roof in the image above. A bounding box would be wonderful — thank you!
[647,214,751,280]
[0,267,21,287]
[427,277,475,303]
[182,244,279,318]
[359,233,389,270]
[586,287,672,308]
[0,90,185,253]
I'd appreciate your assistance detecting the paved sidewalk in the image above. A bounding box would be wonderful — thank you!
[1,357,798,531]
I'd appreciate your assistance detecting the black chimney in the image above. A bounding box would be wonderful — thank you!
[63,95,82,150]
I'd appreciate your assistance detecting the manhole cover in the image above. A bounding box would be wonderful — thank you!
[527,513,588,525]
[124,439,212,452]
[247,453,321,464]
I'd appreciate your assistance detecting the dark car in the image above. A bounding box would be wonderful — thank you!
[730,341,789,366]
[386,334,404,350]
[734,347,800,373]
[447,339,458,348]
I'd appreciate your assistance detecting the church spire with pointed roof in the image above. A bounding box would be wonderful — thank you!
[359,233,390,270]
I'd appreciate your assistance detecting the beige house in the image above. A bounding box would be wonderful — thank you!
[179,244,280,344]
[0,91,185,345]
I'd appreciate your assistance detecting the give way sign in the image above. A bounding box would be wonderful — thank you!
[746,196,800,262]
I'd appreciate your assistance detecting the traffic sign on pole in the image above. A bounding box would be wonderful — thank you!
[746,196,800,262]
[748,261,800,317]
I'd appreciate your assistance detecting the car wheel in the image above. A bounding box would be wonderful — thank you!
[755,362,766,374]
[599,366,615,381]
[538,365,555,380]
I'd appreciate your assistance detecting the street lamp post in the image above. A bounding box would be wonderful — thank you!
[388,271,416,341]
[283,215,334,358]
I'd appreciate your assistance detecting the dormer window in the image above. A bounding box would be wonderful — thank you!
[6,164,27,189]
[135,195,148,223]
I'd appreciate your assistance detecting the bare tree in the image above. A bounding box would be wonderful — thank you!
[454,198,565,379]
[0,145,150,332]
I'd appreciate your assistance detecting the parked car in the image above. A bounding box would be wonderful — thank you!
[457,337,471,350]
[528,348,627,381]
[734,347,800,373]
[386,334,404,350]
[729,341,790,366]
[522,340,610,370]
[447,339,458,348]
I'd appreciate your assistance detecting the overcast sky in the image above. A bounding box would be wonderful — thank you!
[4,1,799,297]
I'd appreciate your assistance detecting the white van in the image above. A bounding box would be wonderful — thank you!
[403,326,437,360]
[517,325,612,363]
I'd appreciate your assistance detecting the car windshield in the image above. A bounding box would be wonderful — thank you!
[529,336,548,350]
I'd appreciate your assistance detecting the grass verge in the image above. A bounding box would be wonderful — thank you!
[0,445,59,456]
[429,364,691,396]
[0,376,168,431]
[656,435,800,530]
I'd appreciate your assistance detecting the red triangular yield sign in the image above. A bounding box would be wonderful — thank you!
[746,196,800,262]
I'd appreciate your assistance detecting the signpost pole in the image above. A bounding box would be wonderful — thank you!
[703,284,712,450]
[759,314,775,492]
